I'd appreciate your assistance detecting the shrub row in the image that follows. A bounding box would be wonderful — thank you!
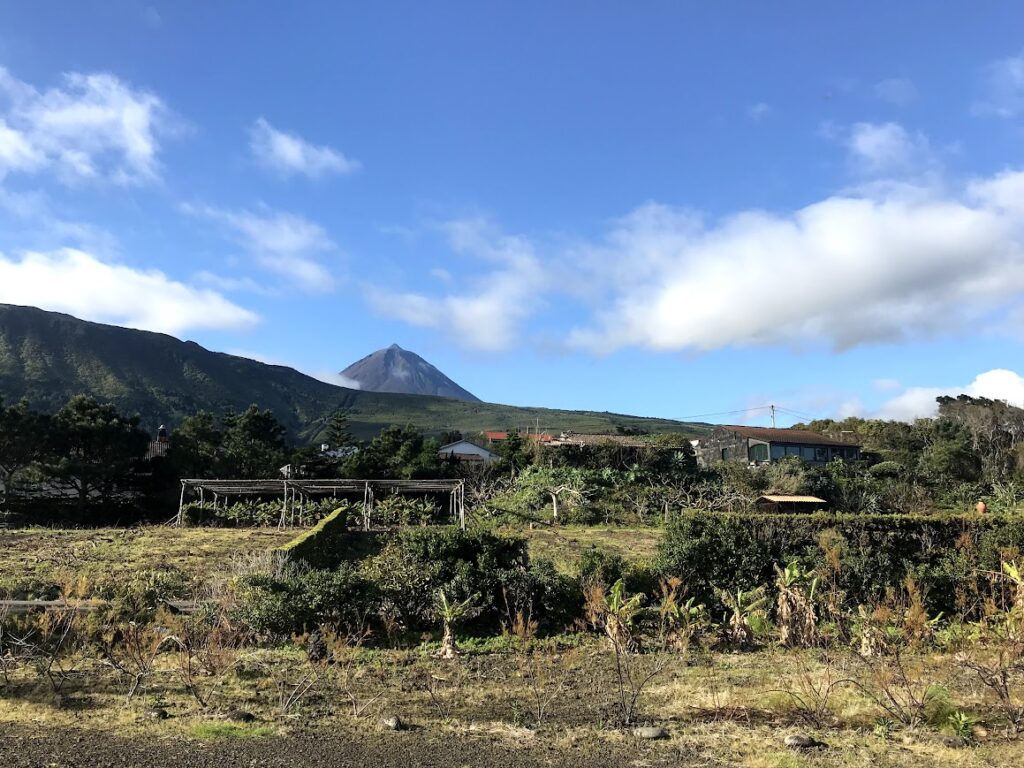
[232,527,578,640]
[658,510,1024,616]
[276,505,351,569]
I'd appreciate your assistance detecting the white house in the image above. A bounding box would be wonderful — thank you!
[438,440,498,464]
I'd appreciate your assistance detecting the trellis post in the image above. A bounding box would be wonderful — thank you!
[177,481,186,526]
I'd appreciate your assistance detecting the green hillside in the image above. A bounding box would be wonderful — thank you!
[0,304,710,442]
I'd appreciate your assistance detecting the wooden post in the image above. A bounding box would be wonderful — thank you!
[364,482,374,531]
[176,482,186,526]
[279,481,288,528]
[459,482,466,530]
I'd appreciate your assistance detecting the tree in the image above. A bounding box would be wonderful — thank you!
[0,398,51,500]
[326,409,357,450]
[220,405,288,478]
[44,395,150,509]
[168,411,223,478]
[439,430,463,446]
[496,431,533,474]
[344,425,441,479]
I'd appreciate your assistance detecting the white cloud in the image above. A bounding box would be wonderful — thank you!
[568,169,1024,354]
[874,77,918,106]
[877,369,1024,421]
[846,122,929,175]
[0,248,257,334]
[365,217,546,351]
[226,348,361,389]
[249,118,359,178]
[0,67,171,184]
[973,51,1024,117]
[184,204,337,292]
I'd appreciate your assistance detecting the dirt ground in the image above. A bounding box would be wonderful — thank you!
[0,724,680,768]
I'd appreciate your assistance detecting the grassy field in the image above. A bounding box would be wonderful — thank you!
[0,526,295,599]
[0,524,662,599]
[514,525,662,572]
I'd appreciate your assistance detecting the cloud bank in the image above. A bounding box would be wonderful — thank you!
[0,248,257,334]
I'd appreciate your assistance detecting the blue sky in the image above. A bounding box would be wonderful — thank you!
[2,2,1024,426]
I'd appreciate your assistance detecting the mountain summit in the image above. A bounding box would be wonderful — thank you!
[340,345,481,402]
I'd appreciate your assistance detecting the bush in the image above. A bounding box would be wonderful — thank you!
[577,549,626,588]
[276,505,350,568]
[359,527,531,633]
[658,511,1024,617]
[231,561,373,639]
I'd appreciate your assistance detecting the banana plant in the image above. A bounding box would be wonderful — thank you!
[434,590,478,659]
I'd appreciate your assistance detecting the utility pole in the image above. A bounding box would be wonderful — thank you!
[770,404,776,429]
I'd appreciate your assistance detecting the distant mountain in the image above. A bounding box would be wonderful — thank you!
[341,344,480,402]
[0,304,709,442]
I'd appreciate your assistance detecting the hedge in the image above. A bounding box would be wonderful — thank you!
[276,506,350,568]
[658,510,1024,616]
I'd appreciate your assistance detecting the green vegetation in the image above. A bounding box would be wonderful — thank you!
[658,510,1024,616]
[0,527,294,599]
[276,505,352,568]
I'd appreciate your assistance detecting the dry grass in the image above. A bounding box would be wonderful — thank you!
[0,526,295,598]
[2,644,1022,766]
[515,525,662,572]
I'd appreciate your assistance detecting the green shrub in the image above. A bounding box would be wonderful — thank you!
[658,511,1024,617]
[276,505,350,568]
[577,548,626,588]
[231,561,373,639]
[360,527,531,633]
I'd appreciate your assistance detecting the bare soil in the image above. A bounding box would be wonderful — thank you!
[0,724,681,768]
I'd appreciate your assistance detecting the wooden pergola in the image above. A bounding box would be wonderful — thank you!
[177,478,467,529]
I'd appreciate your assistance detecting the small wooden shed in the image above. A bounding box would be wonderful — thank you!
[754,494,828,513]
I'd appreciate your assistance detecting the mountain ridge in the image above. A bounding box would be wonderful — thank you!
[0,303,711,442]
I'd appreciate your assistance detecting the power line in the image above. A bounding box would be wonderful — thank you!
[674,403,821,424]
[672,405,774,421]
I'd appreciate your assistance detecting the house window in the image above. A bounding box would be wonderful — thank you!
[785,445,800,456]
[770,445,785,460]
[748,443,768,462]
[721,447,729,461]
[800,446,815,460]
[815,446,828,462]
